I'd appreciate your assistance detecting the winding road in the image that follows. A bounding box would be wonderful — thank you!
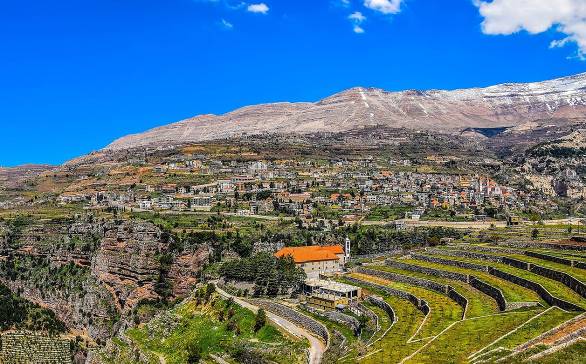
[215,286,325,364]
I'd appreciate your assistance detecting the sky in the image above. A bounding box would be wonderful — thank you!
[1,0,586,166]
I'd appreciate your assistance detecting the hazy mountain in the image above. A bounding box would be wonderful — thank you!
[106,73,586,151]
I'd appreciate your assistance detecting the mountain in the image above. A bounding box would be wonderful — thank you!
[106,73,586,150]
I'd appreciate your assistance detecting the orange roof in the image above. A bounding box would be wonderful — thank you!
[275,245,344,263]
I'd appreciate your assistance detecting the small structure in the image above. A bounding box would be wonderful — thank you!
[302,279,362,310]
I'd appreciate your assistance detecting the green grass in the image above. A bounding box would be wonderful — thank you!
[398,257,544,304]
[532,340,586,364]
[123,294,307,364]
[350,272,463,340]
[474,306,578,359]
[405,309,541,364]
[368,264,499,318]
[426,253,586,309]
[336,277,428,363]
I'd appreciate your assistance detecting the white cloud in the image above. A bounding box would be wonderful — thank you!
[221,18,234,29]
[349,11,366,23]
[247,3,269,14]
[475,0,586,58]
[348,11,366,33]
[363,0,403,15]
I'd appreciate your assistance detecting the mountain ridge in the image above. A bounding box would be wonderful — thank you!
[105,72,586,151]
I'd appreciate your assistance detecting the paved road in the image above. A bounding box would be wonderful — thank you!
[362,218,507,229]
[215,286,325,364]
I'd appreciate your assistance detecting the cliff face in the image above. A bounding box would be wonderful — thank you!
[0,218,209,342]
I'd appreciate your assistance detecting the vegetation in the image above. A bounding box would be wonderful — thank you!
[0,283,66,334]
[115,289,307,364]
[219,252,306,296]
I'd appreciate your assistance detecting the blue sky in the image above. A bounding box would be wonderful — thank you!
[1,0,585,166]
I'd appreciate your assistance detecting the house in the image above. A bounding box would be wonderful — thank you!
[302,279,362,310]
[275,245,346,278]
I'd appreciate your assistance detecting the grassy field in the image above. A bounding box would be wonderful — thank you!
[424,253,586,309]
[472,306,578,361]
[368,265,499,318]
[398,257,544,304]
[336,277,428,363]
[116,293,307,364]
[349,272,463,340]
[405,309,541,364]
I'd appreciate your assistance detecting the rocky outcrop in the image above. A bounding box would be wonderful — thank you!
[0,218,210,342]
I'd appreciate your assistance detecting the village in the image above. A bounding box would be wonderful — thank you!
[56,154,562,226]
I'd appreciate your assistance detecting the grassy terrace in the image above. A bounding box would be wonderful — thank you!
[473,306,578,360]
[367,265,499,318]
[405,309,541,364]
[397,257,544,304]
[349,272,463,340]
[445,246,586,283]
[423,253,586,309]
[336,277,427,363]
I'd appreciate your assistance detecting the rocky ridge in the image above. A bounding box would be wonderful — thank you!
[106,73,586,151]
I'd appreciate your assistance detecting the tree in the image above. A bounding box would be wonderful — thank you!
[186,343,201,364]
[254,308,267,333]
[531,228,539,239]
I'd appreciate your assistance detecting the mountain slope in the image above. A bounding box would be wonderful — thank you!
[106,73,586,151]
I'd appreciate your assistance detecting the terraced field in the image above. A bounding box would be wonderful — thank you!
[397,257,544,304]
[350,272,464,340]
[419,251,586,309]
[336,277,428,363]
[368,265,498,318]
[323,244,586,363]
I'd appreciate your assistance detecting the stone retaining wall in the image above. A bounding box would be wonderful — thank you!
[513,312,586,353]
[497,241,586,252]
[529,264,586,299]
[385,259,468,282]
[411,253,488,272]
[319,309,360,334]
[356,303,379,330]
[357,267,468,317]
[525,251,573,266]
[490,255,586,300]
[250,299,330,345]
[488,268,583,312]
[468,277,508,311]
[366,296,395,324]
[425,248,502,264]
[343,276,430,315]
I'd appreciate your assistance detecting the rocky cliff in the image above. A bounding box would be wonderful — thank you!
[0,218,209,342]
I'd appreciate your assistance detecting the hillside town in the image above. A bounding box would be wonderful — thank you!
[56,155,562,224]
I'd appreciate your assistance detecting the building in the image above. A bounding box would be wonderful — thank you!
[275,245,346,278]
[302,279,362,310]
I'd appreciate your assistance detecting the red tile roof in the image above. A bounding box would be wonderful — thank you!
[275,245,344,263]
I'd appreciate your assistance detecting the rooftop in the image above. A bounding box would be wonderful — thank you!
[275,245,344,263]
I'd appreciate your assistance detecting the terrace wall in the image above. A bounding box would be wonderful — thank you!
[250,299,330,344]
[366,296,395,323]
[469,277,508,311]
[343,276,430,315]
[411,253,488,272]
[385,259,468,282]
[488,268,583,312]
[357,267,467,316]
[425,248,502,264]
